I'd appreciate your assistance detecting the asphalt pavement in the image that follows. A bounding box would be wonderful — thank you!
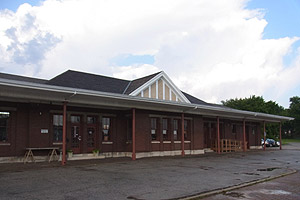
[201,171,300,200]
[0,144,299,200]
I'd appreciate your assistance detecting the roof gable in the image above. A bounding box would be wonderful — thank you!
[129,71,191,103]
[124,72,161,95]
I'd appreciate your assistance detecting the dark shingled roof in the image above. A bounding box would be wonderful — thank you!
[47,70,130,94]
[181,91,209,105]
[124,71,161,94]
[182,91,228,108]
[0,72,47,84]
[0,70,213,108]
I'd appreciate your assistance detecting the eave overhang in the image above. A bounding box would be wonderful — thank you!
[0,78,294,123]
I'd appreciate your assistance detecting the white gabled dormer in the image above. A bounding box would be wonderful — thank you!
[129,71,190,103]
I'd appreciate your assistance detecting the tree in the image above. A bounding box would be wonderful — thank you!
[288,96,300,137]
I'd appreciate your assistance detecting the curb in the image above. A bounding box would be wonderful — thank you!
[179,169,297,200]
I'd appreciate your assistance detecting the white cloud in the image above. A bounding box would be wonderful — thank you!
[112,64,160,80]
[0,0,299,107]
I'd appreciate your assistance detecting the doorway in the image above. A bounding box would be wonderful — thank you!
[86,116,97,152]
[70,115,82,154]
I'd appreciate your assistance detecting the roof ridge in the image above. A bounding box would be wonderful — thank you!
[54,69,131,82]
[0,72,47,81]
[123,81,132,94]
[0,71,48,84]
[131,71,162,81]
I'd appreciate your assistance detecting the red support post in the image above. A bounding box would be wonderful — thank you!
[263,121,266,151]
[132,108,136,160]
[181,113,185,156]
[62,102,67,166]
[217,116,220,154]
[279,122,282,150]
[243,119,246,152]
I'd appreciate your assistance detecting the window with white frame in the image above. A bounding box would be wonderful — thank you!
[173,119,179,140]
[0,112,10,142]
[102,117,111,141]
[151,118,157,140]
[162,118,168,140]
[184,120,190,140]
[53,114,63,142]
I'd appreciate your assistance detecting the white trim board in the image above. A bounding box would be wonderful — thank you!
[129,71,190,103]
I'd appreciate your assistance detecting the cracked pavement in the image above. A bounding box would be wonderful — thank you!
[0,144,299,200]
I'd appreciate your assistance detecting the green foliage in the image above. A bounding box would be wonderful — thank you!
[92,149,100,153]
[221,95,285,115]
[288,96,300,136]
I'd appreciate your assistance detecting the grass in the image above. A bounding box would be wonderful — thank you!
[281,138,300,145]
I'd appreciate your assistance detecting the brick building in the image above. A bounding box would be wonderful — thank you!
[0,70,293,162]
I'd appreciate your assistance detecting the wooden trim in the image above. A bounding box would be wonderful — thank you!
[243,119,246,152]
[279,122,282,150]
[0,143,11,146]
[132,108,136,160]
[0,107,17,111]
[263,121,266,151]
[151,141,160,144]
[181,113,185,156]
[217,116,220,154]
[156,80,158,99]
[163,80,165,100]
[53,142,63,145]
[149,114,193,120]
[102,142,113,144]
[50,110,117,117]
[128,72,189,102]
[62,102,67,166]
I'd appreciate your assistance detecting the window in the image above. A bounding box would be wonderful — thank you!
[87,127,95,147]
[184,120,188,140]
[127,118,132,141]
[232,124,237,134]
[102,117,111,141]
[87,116,97,148]
[71,116,81,123]
[0,112,10,142]
[252,126,256,135]
[53,114,63,142]
[151,118,157,140]
[162,118,168,140]
[87,116,96,124]
[173,119,178,140]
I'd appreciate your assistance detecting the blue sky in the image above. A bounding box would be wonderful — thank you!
[0,0,299,108]
[247,0,300,39]
[0,0,41,11]
[247,0,300,67]
[247,0,300,107]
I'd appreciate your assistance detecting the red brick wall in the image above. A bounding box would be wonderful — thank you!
[193,116,203,150]
[15,107,29,155]
[28,106,51,148]
[0,100,264,157]
[135,110,150,152]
